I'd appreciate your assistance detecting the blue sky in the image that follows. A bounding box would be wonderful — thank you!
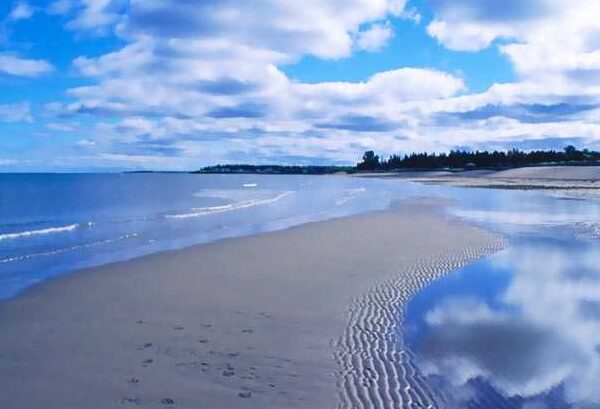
[0,0,599,171]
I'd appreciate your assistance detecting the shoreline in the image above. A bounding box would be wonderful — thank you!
[0,198,504,409]
[356,166,600,200]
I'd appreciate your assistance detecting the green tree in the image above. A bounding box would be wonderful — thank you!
[357,150,380,171]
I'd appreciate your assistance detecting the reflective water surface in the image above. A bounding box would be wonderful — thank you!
[406,188,600,408]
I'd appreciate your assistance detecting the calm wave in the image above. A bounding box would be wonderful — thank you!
[0,173,425,299]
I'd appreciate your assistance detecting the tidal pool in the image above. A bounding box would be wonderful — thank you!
[405,188,600,408]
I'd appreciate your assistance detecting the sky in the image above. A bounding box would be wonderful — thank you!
[0,0,599,171]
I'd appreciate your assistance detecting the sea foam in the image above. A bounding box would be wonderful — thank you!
[0,233,138,264]
[0,224,80,241]
[166,191,293,219]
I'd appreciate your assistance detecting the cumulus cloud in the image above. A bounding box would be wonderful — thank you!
[66,0,125,32]
[425,0,554,51]
[356,22,394,52]
[0,54,53,77]
[126,0,407,59]
[59,0,465,163]
[426,0,600,83]
[22,0,593,168]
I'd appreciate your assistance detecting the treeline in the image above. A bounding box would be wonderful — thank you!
[357,146,600,171]
[195,146,600,175]
[195,164,353,174]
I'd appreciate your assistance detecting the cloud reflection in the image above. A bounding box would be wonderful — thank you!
[415,243,600,406]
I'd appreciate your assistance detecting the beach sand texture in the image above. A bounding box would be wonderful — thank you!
[0,199,503,409]
[383,166,600,195]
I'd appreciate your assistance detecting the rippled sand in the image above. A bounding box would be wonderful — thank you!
[335,224,504,409]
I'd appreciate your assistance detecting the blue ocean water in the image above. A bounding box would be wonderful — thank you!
[0,173,434,299]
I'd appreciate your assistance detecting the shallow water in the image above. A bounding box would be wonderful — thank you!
[0,173,431,299]
[405,187,600,407]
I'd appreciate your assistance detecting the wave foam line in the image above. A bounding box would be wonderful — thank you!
[0,233,138,264]
[0,224,80,241]
[336,187,367,206]
[166,191,293,219]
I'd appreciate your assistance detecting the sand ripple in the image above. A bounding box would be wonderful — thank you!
[334,230,506,409]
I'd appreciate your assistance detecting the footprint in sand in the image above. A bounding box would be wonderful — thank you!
[141,358,154,367]
[173,325,184,331]
[160,398,175,405]
[238,391,252,398]
[119,397,140,405]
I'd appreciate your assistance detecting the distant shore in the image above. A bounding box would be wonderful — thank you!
[0,198,503,409]
[358,166,600,198]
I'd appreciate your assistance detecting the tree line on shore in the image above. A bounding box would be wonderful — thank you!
[196,145,600,174]
[357,145,600,171]
[195,164,354,174]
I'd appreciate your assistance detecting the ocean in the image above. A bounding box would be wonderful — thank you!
[0,173,426,299]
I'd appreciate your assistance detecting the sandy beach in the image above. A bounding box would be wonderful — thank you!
[410,166,600,190]
[0,199,503,409]
[358,166,600,198]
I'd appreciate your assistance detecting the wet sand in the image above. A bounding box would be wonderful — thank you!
[0,199,503,409]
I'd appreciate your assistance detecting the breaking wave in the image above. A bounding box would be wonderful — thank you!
[0,223,82,241]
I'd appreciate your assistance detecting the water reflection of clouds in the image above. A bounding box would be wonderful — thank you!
[417,243,600,406]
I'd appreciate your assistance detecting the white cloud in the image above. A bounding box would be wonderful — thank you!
[0,158,18,166]
[66,0,124,32]
[76,139,97,147]
[67,0,407,58]
[356,22,394,52]
[47,0,74,15]
[0,54,53,77]
[8,1,34,20]
[0,103,32,123]
[46,122,76,132]
[399,7,421,24]
[426,0,600,82]
[34,0,597,168]
[426,19,512,52]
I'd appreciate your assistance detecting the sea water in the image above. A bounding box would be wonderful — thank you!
[0,173,427,299]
